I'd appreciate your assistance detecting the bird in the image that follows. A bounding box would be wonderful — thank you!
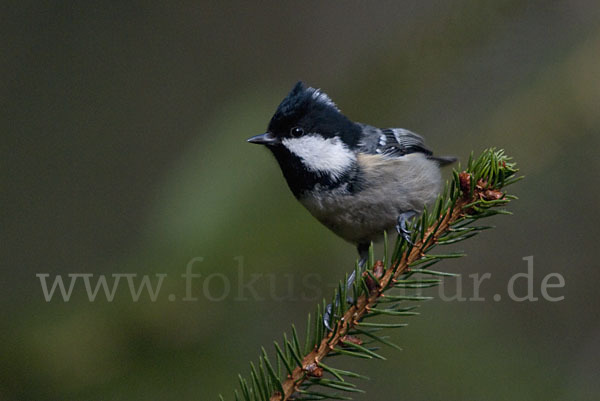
[248,81,457,265]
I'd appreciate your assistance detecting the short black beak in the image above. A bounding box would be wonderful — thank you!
[247,132,278,145]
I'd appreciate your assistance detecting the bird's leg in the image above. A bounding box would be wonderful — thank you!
[357,242,370,268]
[324,216,417,330]
[345,242,369,295]
[396,210,417,244]
[324,242,370,330]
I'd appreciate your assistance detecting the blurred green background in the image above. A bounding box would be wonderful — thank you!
[2,1,600,400]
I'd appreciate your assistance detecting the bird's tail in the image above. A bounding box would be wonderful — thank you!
[429,155,458,166]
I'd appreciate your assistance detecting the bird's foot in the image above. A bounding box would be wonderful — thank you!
[396,210,417,245]
[324,302,335,331]
[324,268,359,330]
[323,242,375,330]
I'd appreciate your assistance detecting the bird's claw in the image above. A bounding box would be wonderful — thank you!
[323,269,358,331]
[324,302,334,331]
[396,210,417,245]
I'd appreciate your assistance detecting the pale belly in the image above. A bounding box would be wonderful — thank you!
[300,191,400,244]
[299,153,442,244]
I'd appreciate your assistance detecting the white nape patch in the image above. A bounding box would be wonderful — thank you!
[308,88,340,112]
[282,135,356,180]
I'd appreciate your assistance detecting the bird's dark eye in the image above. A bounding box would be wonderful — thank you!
[290,127,304,137]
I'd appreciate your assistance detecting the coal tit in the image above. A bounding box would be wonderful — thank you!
[248,81,456,262]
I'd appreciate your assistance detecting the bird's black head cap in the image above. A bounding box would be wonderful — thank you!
[267,81,361,147]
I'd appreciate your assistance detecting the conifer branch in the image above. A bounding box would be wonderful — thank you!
[223,149,522,401]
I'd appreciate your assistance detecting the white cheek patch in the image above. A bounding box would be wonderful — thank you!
[282,135,356,180]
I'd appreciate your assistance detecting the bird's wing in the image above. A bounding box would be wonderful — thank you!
[356,124,433,157]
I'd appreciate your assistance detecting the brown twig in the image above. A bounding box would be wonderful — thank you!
[270,175,483,401]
